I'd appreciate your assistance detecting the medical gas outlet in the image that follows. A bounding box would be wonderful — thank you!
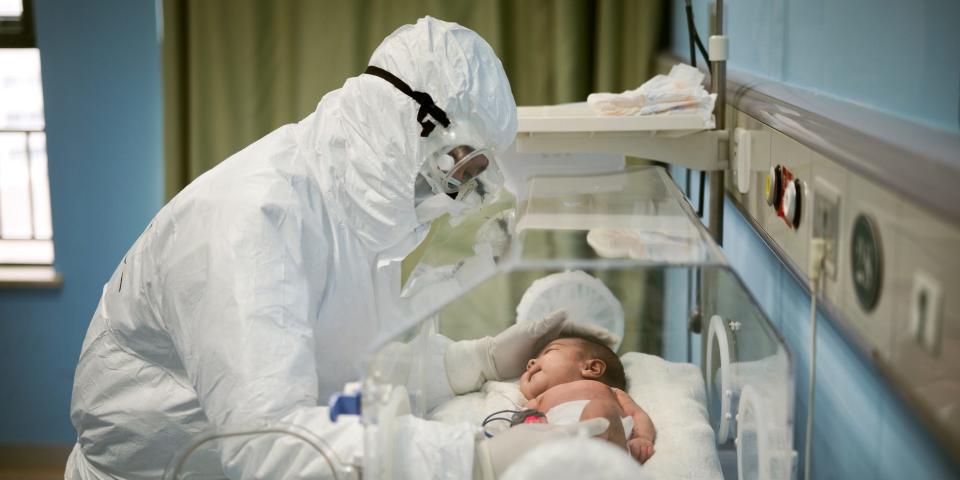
[765,165,803,229]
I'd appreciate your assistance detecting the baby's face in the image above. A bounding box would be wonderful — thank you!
[519,338,589,399]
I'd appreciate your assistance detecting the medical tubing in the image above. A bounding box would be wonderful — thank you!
[693,24,711,73]
[685,1,696,69]
[483,410,522,423]
[804,239,827,480]
[683,1,707,220]
[697,171,706,218]
[804,282,818,480]
[683,1,712,74]
[164,426,347,480]
[482,409,523,438]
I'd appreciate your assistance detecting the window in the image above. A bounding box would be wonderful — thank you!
[0,0,54,267]
[0,0,58,285]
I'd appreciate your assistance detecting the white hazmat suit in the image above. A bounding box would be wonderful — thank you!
[67,17,579,479]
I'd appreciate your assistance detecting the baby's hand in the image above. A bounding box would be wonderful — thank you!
[627,437,655,464]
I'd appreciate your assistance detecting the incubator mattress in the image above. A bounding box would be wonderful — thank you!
[429,352,722,479]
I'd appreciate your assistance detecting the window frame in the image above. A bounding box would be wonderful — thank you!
[0,0,35,48]
[0,0,61,288]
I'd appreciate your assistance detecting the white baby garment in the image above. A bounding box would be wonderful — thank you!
[544,400,634,439]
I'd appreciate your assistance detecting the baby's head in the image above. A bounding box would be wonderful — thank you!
[519,332,626,399]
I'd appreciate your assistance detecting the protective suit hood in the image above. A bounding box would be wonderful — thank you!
[309,16,517,254]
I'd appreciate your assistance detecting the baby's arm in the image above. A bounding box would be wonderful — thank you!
[613,388,656,463]
[525,395,540,410]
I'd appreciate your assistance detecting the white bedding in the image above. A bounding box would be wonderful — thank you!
[429,352,722,479]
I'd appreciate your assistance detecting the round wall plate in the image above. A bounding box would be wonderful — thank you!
[851,213,883,312]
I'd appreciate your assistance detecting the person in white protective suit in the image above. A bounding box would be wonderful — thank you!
[66,16,607,480]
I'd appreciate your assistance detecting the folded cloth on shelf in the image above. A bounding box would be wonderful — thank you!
[587,64,717,124]
[429,352,722,479]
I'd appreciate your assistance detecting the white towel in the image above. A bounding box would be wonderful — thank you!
[587,64,717,124]
[623,352,722,480]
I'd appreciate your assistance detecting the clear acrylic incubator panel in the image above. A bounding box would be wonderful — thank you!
[363,167,796,479]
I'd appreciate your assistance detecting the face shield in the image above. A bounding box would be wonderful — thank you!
[415,132,504,224]
[418,119,503,205]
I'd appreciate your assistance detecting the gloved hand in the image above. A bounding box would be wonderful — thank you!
[473,417,611,480]
[444,310,568,394]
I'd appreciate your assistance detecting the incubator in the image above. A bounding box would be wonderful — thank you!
[365,166,795,479]
[166,167,795,479]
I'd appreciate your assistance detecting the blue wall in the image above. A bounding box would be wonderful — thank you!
[672,0,960,133]
[669,167,957,478]
[0,0,163,443]
[722,196,956,479]
[670,1,959,475]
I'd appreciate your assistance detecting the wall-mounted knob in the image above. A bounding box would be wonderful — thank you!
[783,179,803,228]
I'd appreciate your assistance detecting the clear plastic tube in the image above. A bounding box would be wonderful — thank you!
[163,422,354,480]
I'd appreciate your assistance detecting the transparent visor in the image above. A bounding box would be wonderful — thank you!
[425,145,502,200]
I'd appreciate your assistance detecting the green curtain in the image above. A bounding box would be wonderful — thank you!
[162,0,666,353]
[162,0,665,198]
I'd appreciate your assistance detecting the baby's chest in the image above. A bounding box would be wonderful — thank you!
[539,381,614,410]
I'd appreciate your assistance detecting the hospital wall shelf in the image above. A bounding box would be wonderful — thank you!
[516,102,728,172]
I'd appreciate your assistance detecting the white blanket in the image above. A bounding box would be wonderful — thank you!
[429,352,722,480]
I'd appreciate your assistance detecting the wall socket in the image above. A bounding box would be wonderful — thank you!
[813,177,841,279]
[910,270,943,356]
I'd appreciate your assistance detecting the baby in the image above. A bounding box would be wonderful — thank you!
[518,333,656,463]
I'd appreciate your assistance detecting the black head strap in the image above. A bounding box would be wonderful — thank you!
[364,65,451,137]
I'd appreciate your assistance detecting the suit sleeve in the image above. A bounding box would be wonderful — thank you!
[162,200,360,478]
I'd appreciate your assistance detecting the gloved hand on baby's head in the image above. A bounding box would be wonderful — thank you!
[444,309,570,394]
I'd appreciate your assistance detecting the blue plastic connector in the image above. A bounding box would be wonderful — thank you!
[328,391,362,422]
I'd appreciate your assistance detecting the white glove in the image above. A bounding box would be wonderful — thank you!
[473,418,611,480]
[445,310,568,394]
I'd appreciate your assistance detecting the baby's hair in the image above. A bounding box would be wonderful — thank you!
[560,332,627,390]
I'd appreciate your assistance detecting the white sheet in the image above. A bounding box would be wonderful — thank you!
[429,352,722,479]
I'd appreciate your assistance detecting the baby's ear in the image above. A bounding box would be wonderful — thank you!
[581,359,606,379]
